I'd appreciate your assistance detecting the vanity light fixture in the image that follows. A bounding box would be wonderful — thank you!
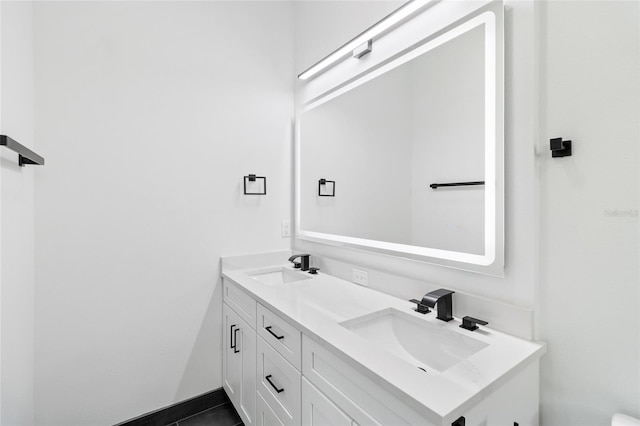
[353,40,373,59]
[297,0,435,80]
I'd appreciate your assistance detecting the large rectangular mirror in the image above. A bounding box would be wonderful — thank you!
[296,3,504,274]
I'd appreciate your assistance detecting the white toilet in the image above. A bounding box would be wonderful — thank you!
[612,414,640,426]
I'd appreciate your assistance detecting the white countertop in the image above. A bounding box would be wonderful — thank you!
[222,254,545,424]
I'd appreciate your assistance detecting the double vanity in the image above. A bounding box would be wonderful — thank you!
[223,2,542,424]
[221,252,545,426]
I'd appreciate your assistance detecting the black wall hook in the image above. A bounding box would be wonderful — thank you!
[550,137,572,157]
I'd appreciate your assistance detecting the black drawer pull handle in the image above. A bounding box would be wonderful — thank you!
[233,327,240,353]
[265,375,284,393]
[230,324,237,349]
[265,326,284,340]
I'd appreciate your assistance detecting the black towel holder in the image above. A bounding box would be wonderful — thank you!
[244,174,266,195]
[0,135,44,166]
[318,179,335,197]
[430,181,484,189]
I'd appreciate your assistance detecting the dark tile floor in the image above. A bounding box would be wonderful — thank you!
[167,402,243,426]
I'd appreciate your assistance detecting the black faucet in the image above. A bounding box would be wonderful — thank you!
[288,253,310,271]
[421,289,455,322]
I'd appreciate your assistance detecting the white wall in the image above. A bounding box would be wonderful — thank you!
[33,2,293,425]
[538,1,640,424]
[0,1,35,425]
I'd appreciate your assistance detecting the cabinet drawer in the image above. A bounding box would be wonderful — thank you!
[302,336,431,426]
[256,391,285,426]
[223,278,257,329]
[257,336,301,426]
[257,304,301,370]
[302,377,352,426]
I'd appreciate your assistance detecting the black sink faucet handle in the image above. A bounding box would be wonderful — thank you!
[409,299,431,314]
[288,254,311,271]
[460,316,488,331]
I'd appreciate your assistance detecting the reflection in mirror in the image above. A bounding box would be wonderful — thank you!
[297,6,503,271]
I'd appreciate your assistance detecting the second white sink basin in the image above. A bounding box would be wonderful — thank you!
[340,308,488,373]
[247,267,312,286]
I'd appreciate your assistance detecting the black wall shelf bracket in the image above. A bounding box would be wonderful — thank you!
[550,137,572,157]
[430,181,484,189]
[0,135,44,167]
[318,178,335,197]
[243,174,266,195]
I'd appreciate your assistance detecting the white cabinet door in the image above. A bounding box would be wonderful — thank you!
[458,361,540,426]
[223,303,257,426]
[223,303,240,401]
[301,378,351,426]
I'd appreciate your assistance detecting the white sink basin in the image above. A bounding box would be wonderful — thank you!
[247,267,312,286]
[340,308,488,373]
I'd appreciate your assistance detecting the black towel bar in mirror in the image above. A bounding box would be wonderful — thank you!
[430,181,484,189]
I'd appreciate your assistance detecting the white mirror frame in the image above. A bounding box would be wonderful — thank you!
[295,2,504,275]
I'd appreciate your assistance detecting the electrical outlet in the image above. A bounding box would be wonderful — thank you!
[352,268,368,286]
[281,221,291,238]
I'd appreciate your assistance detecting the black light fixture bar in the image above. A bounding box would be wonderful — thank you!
[0,135,44,166]
[430,181,484,189]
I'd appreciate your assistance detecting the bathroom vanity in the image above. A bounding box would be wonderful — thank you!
[222,5,543,424]
[221,253,545,426]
